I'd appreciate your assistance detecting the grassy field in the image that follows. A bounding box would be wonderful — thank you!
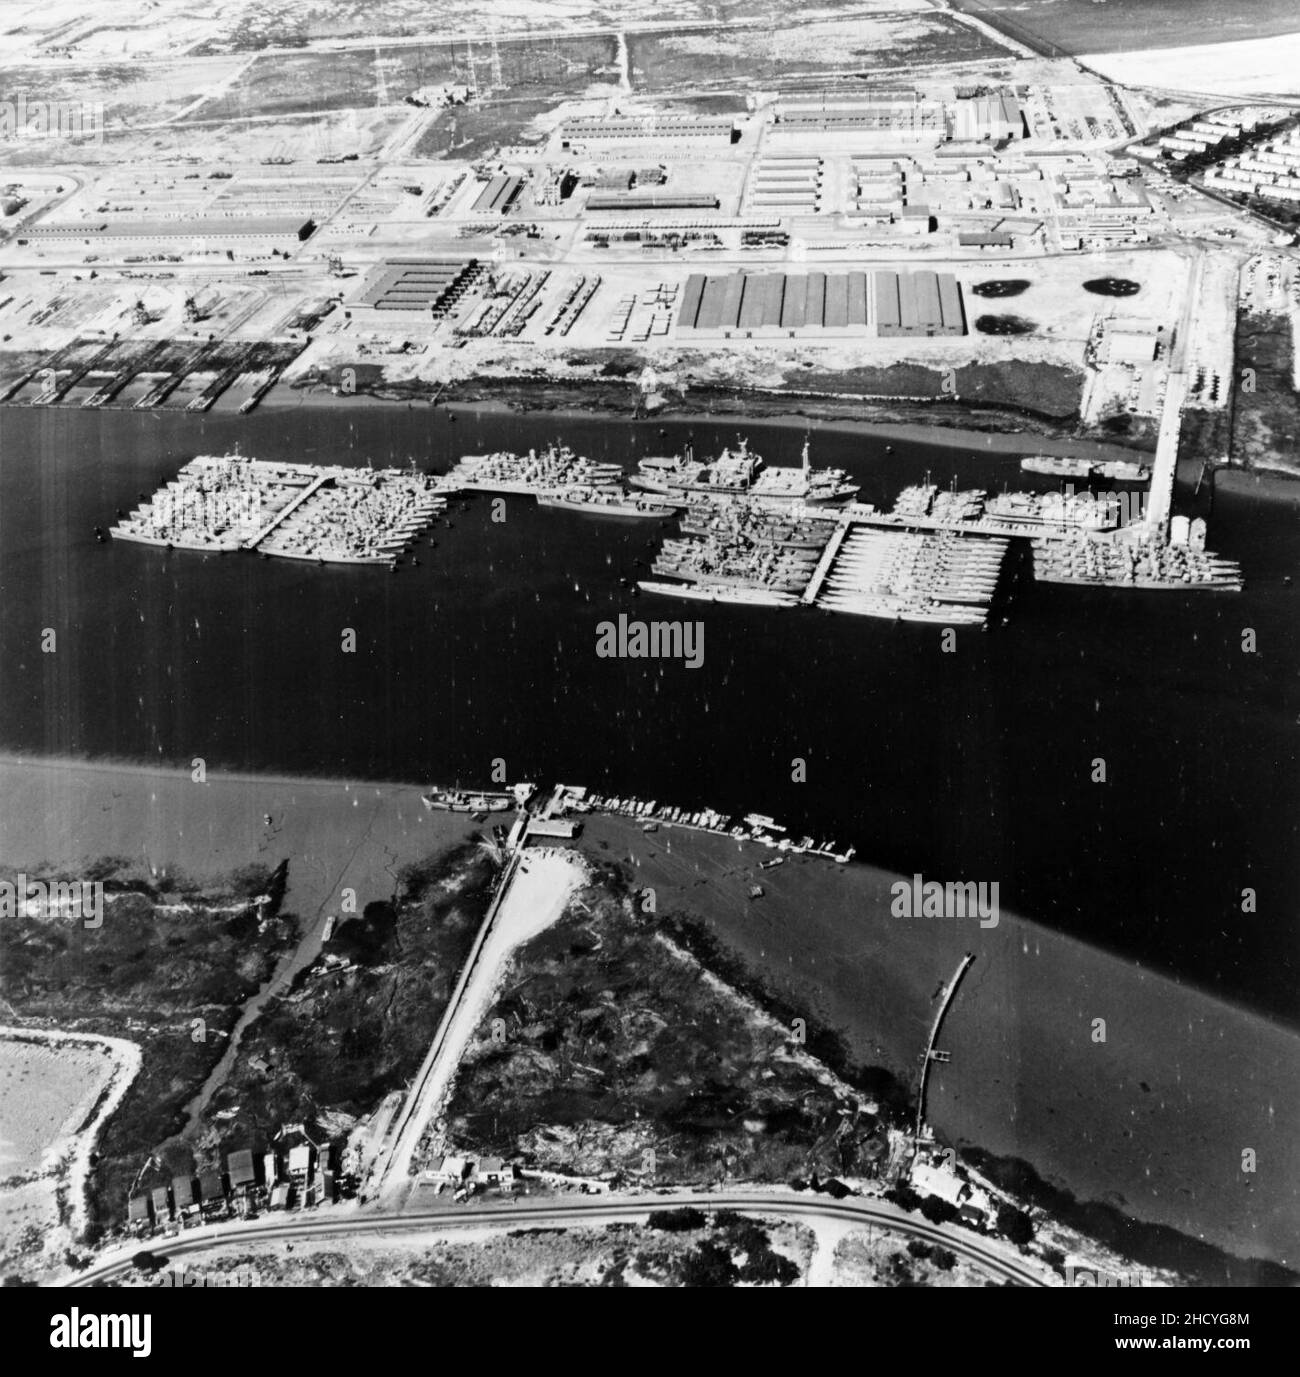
[0,858,297,1236]
[629,13,1009,92]
[795,359,1086,422]
[1231,311,1300,478]
[197,839,499,1149]
[190,34,617,123]
[111,1209,815,1286]
[412,98,558,161]
[444,868,895,1187]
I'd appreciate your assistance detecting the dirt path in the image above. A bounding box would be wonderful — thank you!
[377,847,589,1202]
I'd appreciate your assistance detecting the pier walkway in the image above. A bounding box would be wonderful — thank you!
[1146,250,1204,537]
[1146,367,1185,536]
[915,952,976,1144]
[801,515,852,604]
[242,473,330,550]
[838,504,1101,544]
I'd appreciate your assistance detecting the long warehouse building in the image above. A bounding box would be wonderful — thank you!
[677,269,964,337]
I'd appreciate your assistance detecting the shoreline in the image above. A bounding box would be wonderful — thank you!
[262,383,1151,463]
[269,370,1146,450]
[0,750,432,797]
[0,752,484,994]
[581,813,1300,1267]
[261,378,1300,496]
[3,752,1297,1266]
[1,748,1292,1031]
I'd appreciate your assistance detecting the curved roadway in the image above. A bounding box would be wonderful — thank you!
[66,1191,1050,1288]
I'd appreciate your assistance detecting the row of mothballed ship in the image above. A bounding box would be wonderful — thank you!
[634,440,857,608]
[818,526,1007,626]
[446,436,858,518]
[567,789,857,864]
[1032,528,1244,590]
[111,438,1242,605]
[109,453,454,566]
[419,779,856,864]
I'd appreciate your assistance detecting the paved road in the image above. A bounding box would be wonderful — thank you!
[66,1190,1050,1288]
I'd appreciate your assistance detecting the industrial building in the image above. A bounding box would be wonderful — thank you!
[677,269,964,338]
[1103,329,1158,365]
[470,174,523,215]
[586,191,719,211]
[354,258,481,316]
[747,156,823,214]
[874,270,965,337]
[19,214,315,244]
[768,94,946,147]
[898,204,934,233]
[561,115,738,145]
[951,93,1024,144]
[958,230,1014,249]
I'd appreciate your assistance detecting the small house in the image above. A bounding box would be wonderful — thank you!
[198,1170,227,1213]
[171,1175,198,1217]
[440,1155,472,1183]
[226,1148,257,1194]
[127,1195,151,1231]
[150,1185,172,1224]
[288,1144,312,1180]
[477,1156,509,1185]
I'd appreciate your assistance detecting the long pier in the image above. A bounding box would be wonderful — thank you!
[915,952,976,1145]
[843,505,1112,543]
[1146,367,1185,536]
[1146,251,1204,537]
[241,473,330,550]
[801,515,852,604]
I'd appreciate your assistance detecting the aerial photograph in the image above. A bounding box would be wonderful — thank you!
[0,0,1296,1327]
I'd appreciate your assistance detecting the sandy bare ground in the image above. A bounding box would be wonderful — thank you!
[0,1028,140,1264]
[377,846,589,1201]
[582,813,1300,1267]
[1083,34,1300,97]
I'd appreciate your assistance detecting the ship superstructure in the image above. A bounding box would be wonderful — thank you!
[1033,529,1242,590]
[449,443,624,494]
[1020,455,1096,479]
[536,487,679,518]
[633,437,857,506]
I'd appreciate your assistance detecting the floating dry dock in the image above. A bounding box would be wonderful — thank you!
[111,454,454,566]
